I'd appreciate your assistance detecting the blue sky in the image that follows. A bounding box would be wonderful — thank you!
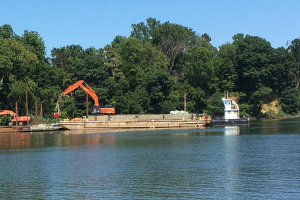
[1,0,300,56]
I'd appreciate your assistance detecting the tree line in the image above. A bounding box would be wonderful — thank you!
[1,17,300,122]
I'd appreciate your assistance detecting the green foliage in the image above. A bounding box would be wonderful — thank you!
[249,86,273,117]
[239,103,251,118]
[39,86,62,117]
[22,30,46,61]
[151,20,197,71]
[0,24,14,38]
[287,38,300,89]
[59,96,77,118]
[0,115,11,126]
[268,47,294,92]
[186,87,207,113]
[280,88,300,115]
[206,92,224,117]
[179,45,219,96]
[7,80,37,115]
[233,34,273,96]
[130,17,160,42]
[218,43,237,91]
[160,90,181,114]
[143,69,174,113]
[30,116,60,125]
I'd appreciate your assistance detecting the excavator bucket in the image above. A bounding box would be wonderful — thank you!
[53,112,61,118]
[53,101,62,118]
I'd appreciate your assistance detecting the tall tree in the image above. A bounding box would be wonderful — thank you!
[288,38,300,89]
[179,45,219,96]
[22,30,46,61]
[0,24,14,38]
[233,34,273,96]
[130,17,161,42]
[268,47,294,92]
[6,39,38,82]
[152,21,197,71]
[217,43,237,91]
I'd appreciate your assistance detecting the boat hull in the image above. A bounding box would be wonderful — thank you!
[212,118,250,126]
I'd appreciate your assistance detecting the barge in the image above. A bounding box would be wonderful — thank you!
[59,113,212,130]
[0,126,25,133]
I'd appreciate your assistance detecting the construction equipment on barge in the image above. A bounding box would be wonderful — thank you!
[0,110,31,127]
[54,80,115,118]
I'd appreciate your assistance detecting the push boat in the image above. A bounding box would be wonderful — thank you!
[212,96,250,126]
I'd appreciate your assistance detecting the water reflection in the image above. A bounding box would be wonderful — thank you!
[0,131,116,150]
[224,126,240,136]
[0,126,242,151]
[223,126,241,197]
[0,132,31,150]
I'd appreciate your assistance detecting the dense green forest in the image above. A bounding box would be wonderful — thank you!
[1,18,300,122]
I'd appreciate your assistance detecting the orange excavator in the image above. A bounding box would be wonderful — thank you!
[0,110,31,126]
[53,80,115,118]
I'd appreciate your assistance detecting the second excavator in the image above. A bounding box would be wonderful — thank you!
[53,80,115,118]
[0,110,31,126]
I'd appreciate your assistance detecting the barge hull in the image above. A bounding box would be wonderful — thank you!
[0,126,26,133]
[59,120,210,130]
[59,114,211,130]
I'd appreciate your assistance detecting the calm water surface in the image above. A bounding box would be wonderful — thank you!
[1,118,300,199]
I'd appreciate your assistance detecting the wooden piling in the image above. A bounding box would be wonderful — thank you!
[86,93,89,119]
[40,104,43,124]
[15,101,18,127]
[26,92,29,127]
[35,99,38,125]
[184,90,187,112]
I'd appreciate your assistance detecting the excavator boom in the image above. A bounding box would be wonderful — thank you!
[55,80,115,117]
[60,80,99,106]
[0,110,15,116]
[79,83,99,106]
[62,80,84,96]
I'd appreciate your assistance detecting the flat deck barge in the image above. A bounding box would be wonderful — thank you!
[0,126,26,133]
[59,114,211,130]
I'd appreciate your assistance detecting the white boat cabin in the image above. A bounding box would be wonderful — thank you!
[222,97,239,119]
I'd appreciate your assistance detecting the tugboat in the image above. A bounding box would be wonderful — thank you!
[212,94,250,126]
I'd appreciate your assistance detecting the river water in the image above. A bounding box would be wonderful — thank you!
[1,118,300,199]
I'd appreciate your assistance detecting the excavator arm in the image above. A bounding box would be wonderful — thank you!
[79,83,99,107]
[60,80,99,113]
[0,110,15,116]
[62,80,84,96]
[55,80,115,118]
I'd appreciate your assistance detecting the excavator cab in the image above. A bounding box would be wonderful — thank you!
[101,105,115,115]
[92,106,100,114]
